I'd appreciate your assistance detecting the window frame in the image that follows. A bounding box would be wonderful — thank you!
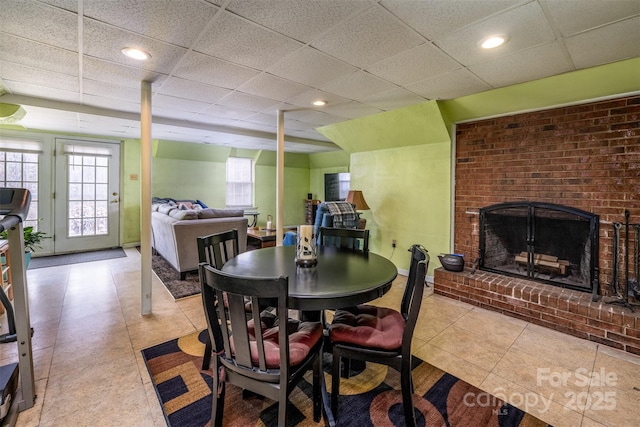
[225,157,254,208]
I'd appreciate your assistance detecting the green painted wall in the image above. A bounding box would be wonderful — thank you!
[308,151,350,200]
[254,164,311,227]
[253,150,312,227]
[122,139,141,245]
[349,141,451,275]
[318,100,450,152]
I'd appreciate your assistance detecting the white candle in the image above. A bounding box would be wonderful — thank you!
[298,225,314,259]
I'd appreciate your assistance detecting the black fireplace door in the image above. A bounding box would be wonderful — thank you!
[479,202,598,292]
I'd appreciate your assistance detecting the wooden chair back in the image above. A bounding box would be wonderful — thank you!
[319,227,369,253]
[200,264,323,425]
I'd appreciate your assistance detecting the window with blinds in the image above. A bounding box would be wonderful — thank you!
[0,138,43,229]
[226,157,253,208]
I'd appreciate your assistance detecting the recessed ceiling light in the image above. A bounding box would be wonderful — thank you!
[479,35,508,49]
[312,100,327,106]
[122,47,151,60]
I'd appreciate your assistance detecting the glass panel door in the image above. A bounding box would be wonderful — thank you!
[54,139,120,253]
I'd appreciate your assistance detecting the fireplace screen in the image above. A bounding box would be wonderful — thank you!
[479,202,599,292]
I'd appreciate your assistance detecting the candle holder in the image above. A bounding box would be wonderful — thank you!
[295,225,317,267]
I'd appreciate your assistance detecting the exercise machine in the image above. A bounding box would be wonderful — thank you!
[0,188,35,426]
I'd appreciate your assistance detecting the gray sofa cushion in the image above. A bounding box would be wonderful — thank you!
[168,209,199,220]
[198,208,244,219]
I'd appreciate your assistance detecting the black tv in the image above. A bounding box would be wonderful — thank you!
[324,173,350,201]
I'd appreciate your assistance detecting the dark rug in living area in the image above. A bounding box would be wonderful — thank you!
[27,248,127,269]
[142,330,552,427]
[147,244,260,300]
[151,253,200,299]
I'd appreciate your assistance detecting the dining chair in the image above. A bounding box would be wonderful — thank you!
[328,244,429,427]
[200,264,324,427]
[197,229,241,370]
[319,226,369,252]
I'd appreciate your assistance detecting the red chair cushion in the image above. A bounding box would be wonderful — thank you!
[329,305,405,350]
[233,321,323,369]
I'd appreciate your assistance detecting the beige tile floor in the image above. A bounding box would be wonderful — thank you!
[0,248,638,426]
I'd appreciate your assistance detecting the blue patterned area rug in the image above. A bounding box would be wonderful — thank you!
[142,330,552,427]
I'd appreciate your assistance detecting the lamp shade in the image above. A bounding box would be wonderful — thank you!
[345,190,370,210]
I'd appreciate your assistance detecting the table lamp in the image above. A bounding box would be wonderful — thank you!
[345,190,370,211]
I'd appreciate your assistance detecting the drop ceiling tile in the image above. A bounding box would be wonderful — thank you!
[468,42,573,88]
[153,94,210,113]
[83,79,140,103]
[76,114,136,128]
[292,110,345,127]
[322,101,384,119]
[82,0,219,47]
[217,92,280,112]
[434,1,556,66]
[83,20,187,74]
[83,94,140,113]
[173,51,260,89]
[201,104,255,120]
[3,84,82,112]
[0,35,79,76]
[311,5,425,68]
[225,0,370,43]
[193,111,238,126]
[0,62,79,92]
[283,119,315,132]
[193,11,303,69]
[320,71,397,101]
[236,74,309,102]
[564,17,640,69]
[366,43,462,86]
[156,77,233,103]
[360,88,428,111]
[240,117,277,130]
[267,47,358,87]
[242,112,278,126]
[1,0,78,51]
[540,0,640,37]
[39,0,79,13]
[381,0,522,40]
[83,58,167,88]
[406,68,492,100]
[284,89,351,109]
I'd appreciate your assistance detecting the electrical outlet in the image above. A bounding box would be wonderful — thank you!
[392,239,397,248]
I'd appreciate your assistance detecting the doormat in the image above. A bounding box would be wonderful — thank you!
[27,248,127,269]
[142,330,553,427]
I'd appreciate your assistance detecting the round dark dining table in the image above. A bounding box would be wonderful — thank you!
[221,245,398,311]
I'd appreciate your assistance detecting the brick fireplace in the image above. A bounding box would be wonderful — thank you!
[434,95,640,355]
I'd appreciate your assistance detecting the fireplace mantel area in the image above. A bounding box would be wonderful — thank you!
[435,95,640,355]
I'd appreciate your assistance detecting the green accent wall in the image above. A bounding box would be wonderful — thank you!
[308,151,350,201]
[351,142,451,273]
[317,100,450,152]
[122,139,142,245]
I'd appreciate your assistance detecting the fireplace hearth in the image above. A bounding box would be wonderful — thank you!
[479,202,599,295]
